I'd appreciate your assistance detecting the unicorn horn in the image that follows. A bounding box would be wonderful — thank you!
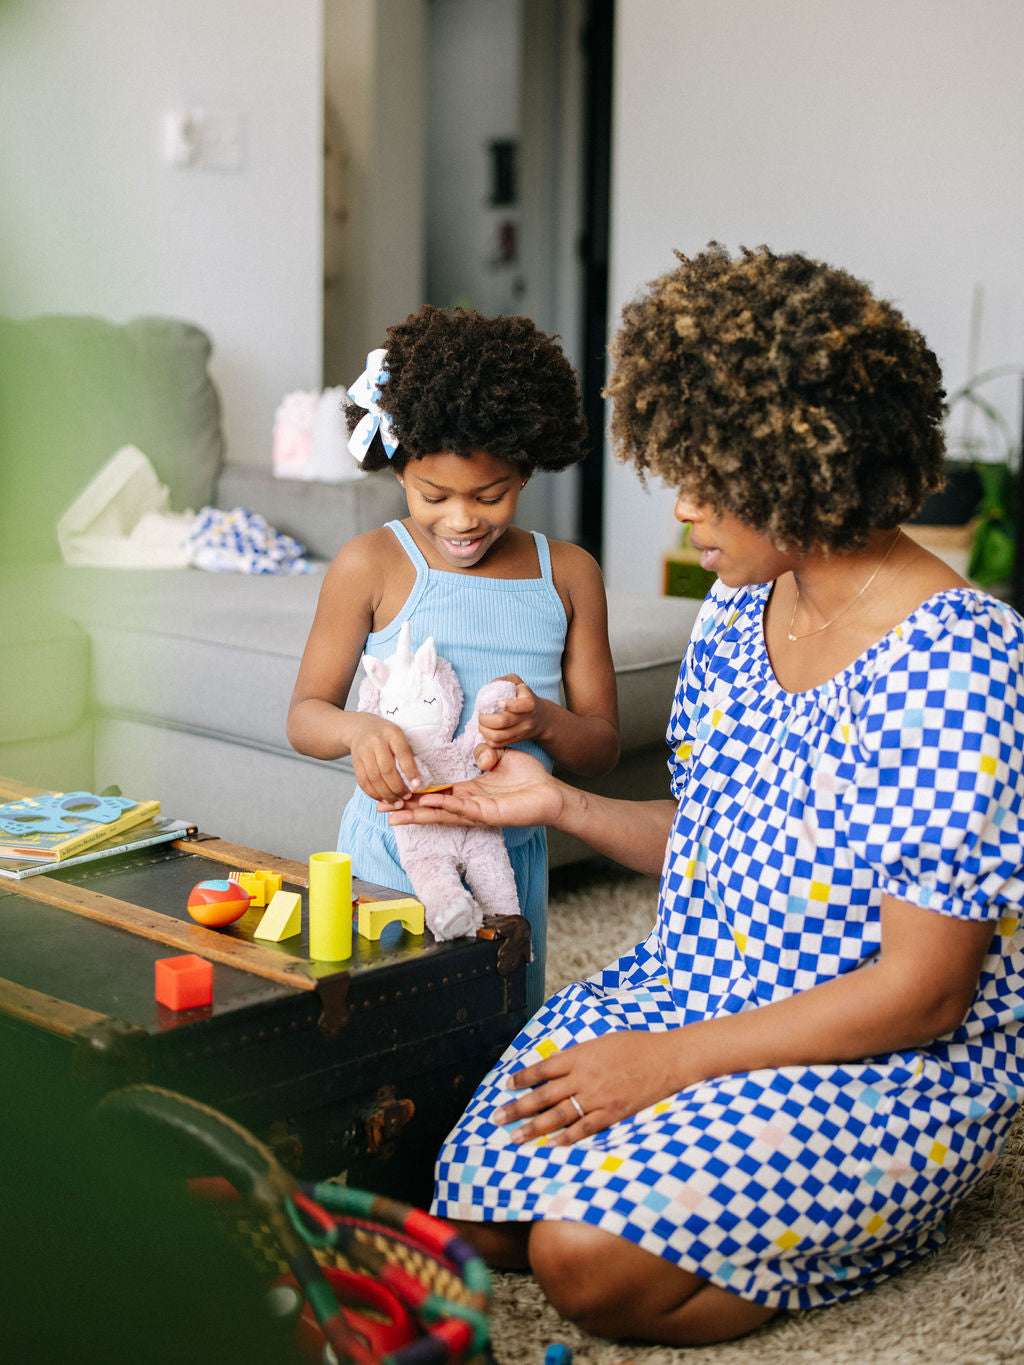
[395,621,414,671]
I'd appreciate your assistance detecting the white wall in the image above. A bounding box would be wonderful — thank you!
[425,0,523,315]
[424,0,584,541]
[0,0,323,472]
[605,0,1024,593]
[324,0,426,388]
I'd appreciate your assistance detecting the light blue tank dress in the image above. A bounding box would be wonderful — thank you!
[338,519,568,1014]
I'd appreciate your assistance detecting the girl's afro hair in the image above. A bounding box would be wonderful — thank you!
[346,305,588,474]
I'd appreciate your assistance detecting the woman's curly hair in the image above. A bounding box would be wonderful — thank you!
[606,244,946,551]
[346,305,587,474]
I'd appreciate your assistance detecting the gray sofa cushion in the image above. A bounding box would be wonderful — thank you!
[604,592,699,752]
[0,600,90,742]
[215,464,407,561]
[1,725,94,794]
[12,566,699,763]
[0,315,223,563]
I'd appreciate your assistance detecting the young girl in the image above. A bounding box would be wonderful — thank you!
[287,306,620,1009]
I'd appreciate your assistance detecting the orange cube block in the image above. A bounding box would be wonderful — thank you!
[155,954,213,1011]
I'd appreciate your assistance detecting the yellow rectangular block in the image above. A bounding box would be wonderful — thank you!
[230,870,267,907]
[357,897,425,941]
[253,890,302,942]
[255,868,283,899]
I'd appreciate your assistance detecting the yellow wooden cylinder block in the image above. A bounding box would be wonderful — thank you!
[308,851,353,962]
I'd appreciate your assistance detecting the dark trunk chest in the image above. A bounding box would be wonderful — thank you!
[1,837,528,1208]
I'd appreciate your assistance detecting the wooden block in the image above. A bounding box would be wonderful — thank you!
[155,954,212,1011]
[230,870,267,907]
[357,897,425,941]
[255,868,284,899]
[253,890,302,942]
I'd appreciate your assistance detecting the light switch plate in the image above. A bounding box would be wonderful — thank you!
[163,108,245,172]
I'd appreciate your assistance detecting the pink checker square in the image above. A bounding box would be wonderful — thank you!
[757,1124,788,1148]
[155,954,213,1011]
[672,1185,705,1213]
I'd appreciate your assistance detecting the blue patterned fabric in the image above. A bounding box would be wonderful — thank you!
[186,506,311,574]
[432,583,1024,1308]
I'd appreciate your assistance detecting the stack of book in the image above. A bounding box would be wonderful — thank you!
[0,791,192,880]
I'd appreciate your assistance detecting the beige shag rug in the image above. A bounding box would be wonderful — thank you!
[487,868,1024,1364]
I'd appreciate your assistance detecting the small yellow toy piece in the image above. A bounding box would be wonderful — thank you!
[253,890,302,942]
[357,897,425,941]
[255,868,283,899]
[230,870,268,907]
[230,869,286,907]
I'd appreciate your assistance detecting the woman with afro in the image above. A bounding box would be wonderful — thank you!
[391,247,1024,1344]
[289,306,620,1012]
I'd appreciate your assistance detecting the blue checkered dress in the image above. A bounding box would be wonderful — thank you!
[432,583,1024,1309]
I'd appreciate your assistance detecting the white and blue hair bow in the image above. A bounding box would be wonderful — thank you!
[346,347,400,463]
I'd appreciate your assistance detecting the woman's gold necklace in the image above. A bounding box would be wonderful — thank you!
[786,530,902,642]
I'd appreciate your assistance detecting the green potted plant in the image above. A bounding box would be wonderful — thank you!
[942,365,1022,592]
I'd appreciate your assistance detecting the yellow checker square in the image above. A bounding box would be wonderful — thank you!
[600,1155,624,1173]
[809,881,830,902]
[998,914,1018,938]
[979,754,997,775]
[865,1213,886,1236]
[711,709,723,727]
[733,930,748,954]
[774,1229,800,1251]
[685,858,697,879]
[929,1140,948,1165]
[675,741,693,762]
[534,1038,560,1060]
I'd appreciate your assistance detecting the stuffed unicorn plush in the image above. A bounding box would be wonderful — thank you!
[358,621,521,940]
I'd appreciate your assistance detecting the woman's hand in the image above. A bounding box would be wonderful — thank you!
[493,1032,687,1146]
[477,673,549,748]
[384,748,567,831]
[348,713,422,801]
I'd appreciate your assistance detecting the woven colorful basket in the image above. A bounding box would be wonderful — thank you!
[96,1085,494,1365]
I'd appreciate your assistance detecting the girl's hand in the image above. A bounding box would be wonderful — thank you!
[477,673,549,748]
[493,1032,686,1146]
[384,749,566,830]
[348,714,422,801]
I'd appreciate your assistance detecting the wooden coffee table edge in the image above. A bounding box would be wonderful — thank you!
[180,835,309,887]
[2,875,318,993]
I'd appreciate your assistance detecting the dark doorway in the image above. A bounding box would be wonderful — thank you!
[423,0,614,555]
[578,0,614,560]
